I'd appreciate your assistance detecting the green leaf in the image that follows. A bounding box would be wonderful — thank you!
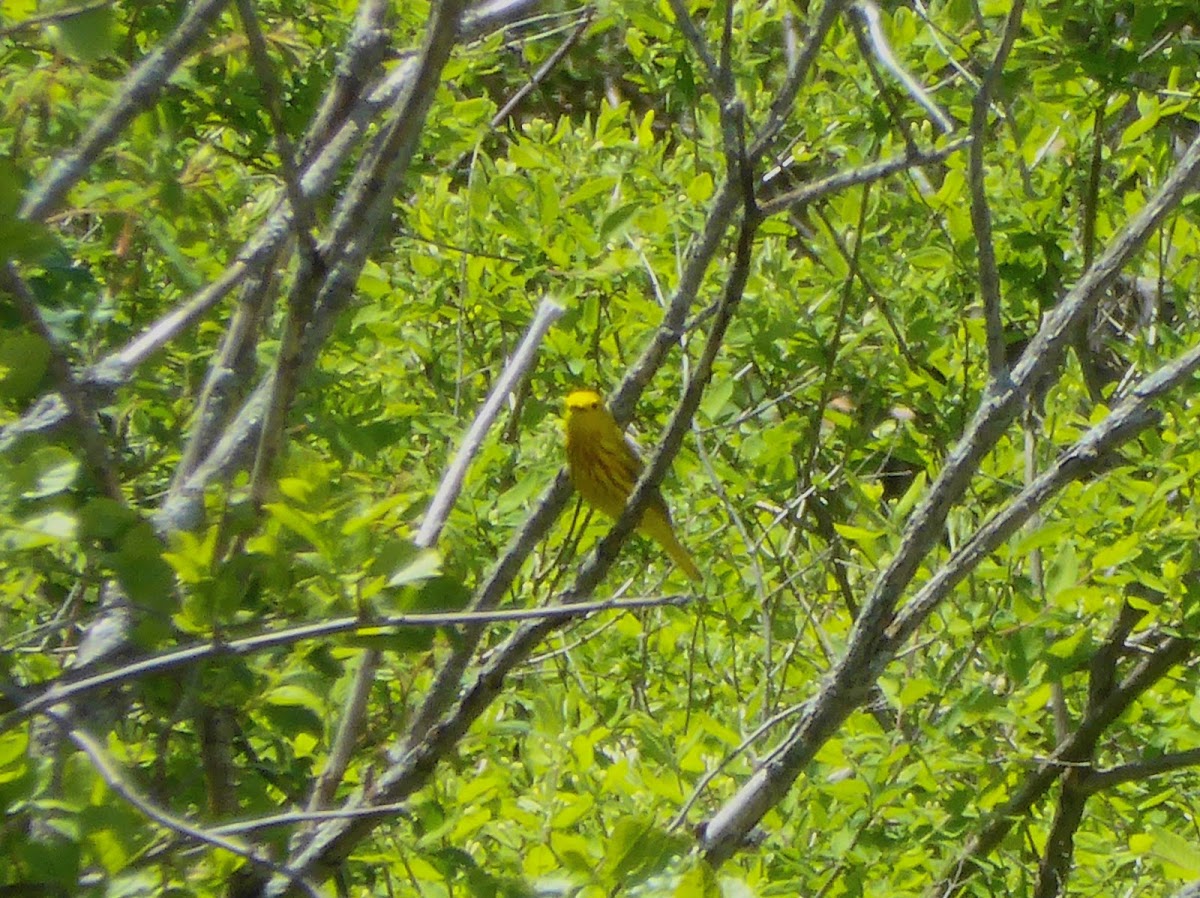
[15,510,77,547]
[17,446,79,499]
[601,817,688,887]
[78,498,140,542]
[387,547,442,587]
[1046,542,1080,603]
[47,7,119,64]
[263,502,329,556]
[564,176,618,208]
[263,684,326,717]
[110,523,175,614]
[674,858,722,898]
[599,203,639,244]
[1134,828,1200,877]
[1092,534,1142,571]
[0,332,51,400]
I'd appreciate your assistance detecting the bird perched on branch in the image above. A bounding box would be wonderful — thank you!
[563,388,701,582]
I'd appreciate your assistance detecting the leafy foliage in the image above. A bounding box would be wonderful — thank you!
[2,0,1200,896]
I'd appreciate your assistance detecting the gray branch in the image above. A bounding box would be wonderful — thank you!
[700,129,1200,865]
[21,0,231,222]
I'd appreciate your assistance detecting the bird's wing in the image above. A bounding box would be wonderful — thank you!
[622,431,646,471]
[620,431,673,521]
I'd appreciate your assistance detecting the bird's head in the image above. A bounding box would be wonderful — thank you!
[564,389,611,439]
[565,388,605,417]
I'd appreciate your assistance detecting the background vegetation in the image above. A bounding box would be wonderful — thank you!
[3,0,1200,895]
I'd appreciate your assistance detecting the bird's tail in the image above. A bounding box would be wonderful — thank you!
[644,514,702,582]
[667,538,703,582]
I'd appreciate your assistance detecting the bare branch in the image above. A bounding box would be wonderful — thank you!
[214,801,416,836]
[485,8,591,130]
[315,298,564,806]
[1083,748,1200,793]
[3,594,686,733]
[299,0,392,161]
[850,2,955,135]
[55,715,322,897]
[20,0,230,222]
[968,0,1026,380]
[233,0,322,260]
[418,299,565,545]
[752,0,848,158]
[0,0,112,37]
[1033,770,1087,898]
[0,0,532,455]
[759,138,969,217]
[935,636,1193,896]
[700,129,1200,866]
[305,649,379,814]
[665,0,722,94]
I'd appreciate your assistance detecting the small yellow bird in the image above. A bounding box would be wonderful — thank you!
[563,388,701,582]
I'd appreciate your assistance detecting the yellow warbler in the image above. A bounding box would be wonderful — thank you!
[563,389,701,582]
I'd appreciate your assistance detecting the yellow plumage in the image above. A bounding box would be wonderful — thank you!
[563,389,701,582]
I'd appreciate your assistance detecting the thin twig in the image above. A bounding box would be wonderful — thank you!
[233,0,323,263]
[489,8,591,127]
[1082,747,1200,793]
[305,650,379,813]
[759,138,969,217]
[315,298,564,804]
[170,263,277,490]
[665,0,722,94]
[418,299,565,545]
[670,700,809,832]
[214,800,415,836]
[57,716,323,897]
[3,594,686,733]
[0,0,112,37]
[933,636,1193,897]
[752,0,848,158]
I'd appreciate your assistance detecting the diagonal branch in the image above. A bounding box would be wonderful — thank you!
[310,298,564,811]
[274,107,762,890]
[700,129,1200,866]
[2,594,683,734]
[50,711,323,896]
[759,139,969,217]
[21,0,230,222]
[850,1,955,134]
[0,0,535,456]
[665,0,722,95]
[935,635,1193,896]
[1082,748,1200,793]
[752,0,848,159]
